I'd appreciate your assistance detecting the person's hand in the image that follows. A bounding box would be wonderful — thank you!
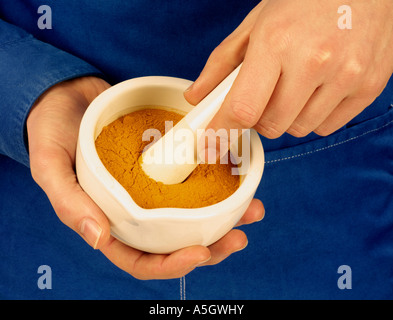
[185,0,393,142]
[27,76,264,280]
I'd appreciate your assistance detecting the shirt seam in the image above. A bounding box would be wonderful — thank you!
[265,118,393,165]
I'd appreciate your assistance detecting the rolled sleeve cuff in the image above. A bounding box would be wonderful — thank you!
[0,34,104,167]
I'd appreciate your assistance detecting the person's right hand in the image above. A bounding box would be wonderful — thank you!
[185,0,393,144]
[26,76,264,280]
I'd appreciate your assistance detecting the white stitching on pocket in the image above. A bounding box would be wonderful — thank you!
[265,119,393,165]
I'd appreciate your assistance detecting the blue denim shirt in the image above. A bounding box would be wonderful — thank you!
[0,20,103,166]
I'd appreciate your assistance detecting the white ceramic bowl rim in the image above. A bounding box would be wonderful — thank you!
[78,76,264,222]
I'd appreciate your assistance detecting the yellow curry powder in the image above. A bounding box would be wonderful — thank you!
[95,108,239,209]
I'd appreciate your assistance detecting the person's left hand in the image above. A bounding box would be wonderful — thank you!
[26,76,265,280]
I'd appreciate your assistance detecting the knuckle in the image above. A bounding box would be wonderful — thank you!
[313,126,333,137]
[256,22,290,53]
[342,58,365,79]
[207,39,244,72]
[29,150,52,185]
[229,98,260,128]
[287,122,312,138]
[51,196,72,224]
[212,40,228,56]
[305,46,333,72]
[208,45,225,65]
[208,42,236,69]
[359,75,386,98]
[29,162,41,184]
[332,58,365,90]
[255,118,285,139]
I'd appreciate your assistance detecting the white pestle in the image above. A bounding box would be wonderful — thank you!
[140,64,242,185]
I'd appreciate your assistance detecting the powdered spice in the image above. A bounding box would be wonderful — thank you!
[95,108,239,209]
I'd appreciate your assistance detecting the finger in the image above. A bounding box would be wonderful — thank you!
[235,198,265,227]
[198,45,280,164]
[30,146,111,249]
[184,49,242,107]
[199,229,248,267]
[286,84,346,137]
[207,45,281,134]
[100,237,211,280]
[315,66,393,136]
[101,201,262,279]
[314,96,374,136]
[253,64,322,139]
[184,2,264,105]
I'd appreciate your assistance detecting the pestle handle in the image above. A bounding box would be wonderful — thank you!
[141,64,242,185]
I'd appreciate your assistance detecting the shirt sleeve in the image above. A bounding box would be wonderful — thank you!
[0,19,105,167]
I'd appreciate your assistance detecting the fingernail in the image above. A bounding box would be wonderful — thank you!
[80,218,102,249]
